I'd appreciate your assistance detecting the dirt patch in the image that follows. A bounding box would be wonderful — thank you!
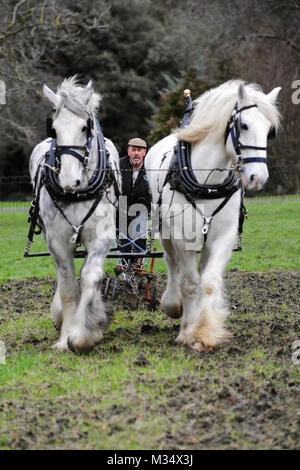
[0,277,56,323]
[0,269,299,449]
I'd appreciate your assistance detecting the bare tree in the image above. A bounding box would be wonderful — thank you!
[162,0,300,173]
[0,0,110,159]
[0,0,298,183]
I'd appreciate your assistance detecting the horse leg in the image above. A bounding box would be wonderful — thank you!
[66,243,110,352]
[160,238,183,319]
[48,241,80,351]
[177,231,235,351]
[173,250,204,347]
[50,286,62,330]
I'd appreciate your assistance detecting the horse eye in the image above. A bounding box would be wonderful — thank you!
[241,123,248,130]
[81,125,87,132]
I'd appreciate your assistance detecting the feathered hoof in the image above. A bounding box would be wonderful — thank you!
[67,337,94,354]
[51,339,69,352]
[67,332,103,354]
[176,335,214,352]
[176,325,231,352]
[161,299,183,319]
[186,340,214,352]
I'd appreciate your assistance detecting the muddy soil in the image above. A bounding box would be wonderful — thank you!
[0,269,299,450]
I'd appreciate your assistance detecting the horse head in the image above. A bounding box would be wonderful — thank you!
[43,78,100,193]
[226,82,281,191]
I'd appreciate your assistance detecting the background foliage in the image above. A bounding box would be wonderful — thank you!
[0,0,299,180]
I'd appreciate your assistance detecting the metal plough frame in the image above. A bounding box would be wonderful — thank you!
[25,239,163,310]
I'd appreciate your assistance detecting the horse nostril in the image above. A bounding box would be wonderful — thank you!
[250,175,255,182]
[76,180,81,187]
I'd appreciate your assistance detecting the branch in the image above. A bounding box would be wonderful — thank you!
[0,23,43,40]
[10,0,27,28]
[0,115,35,144]
[237,33,300,53]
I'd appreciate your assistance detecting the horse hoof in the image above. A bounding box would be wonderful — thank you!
[176,335,213,352]
[162,301,183,319]
[67,336,94,354]
[188,342,214,352]
[51,339,68,351]
[67,337,76,353]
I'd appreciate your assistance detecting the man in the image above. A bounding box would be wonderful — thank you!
[118,138,151,259]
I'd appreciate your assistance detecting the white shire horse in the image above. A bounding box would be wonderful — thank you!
[145,80,281,351]
[28,77,120,352]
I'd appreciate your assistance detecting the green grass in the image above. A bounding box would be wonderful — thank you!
[227,199,300,271]
[0,199,299,281]
[0,301,299,449]
[0,306,199,449]
[0,201,30,208]
[0,200,299,449]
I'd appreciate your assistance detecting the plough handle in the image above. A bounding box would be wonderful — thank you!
[144,247,160,304]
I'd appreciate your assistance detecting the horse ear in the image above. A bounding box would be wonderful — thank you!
[43,84,60,109]
[237,83,248,103]
[267,87,281,104]
[81,80,94,104]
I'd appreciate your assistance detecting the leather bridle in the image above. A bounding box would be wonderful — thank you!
[224,102,276,167]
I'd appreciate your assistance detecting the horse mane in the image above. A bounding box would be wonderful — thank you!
[176,79,281,143]
[54,76,102,118]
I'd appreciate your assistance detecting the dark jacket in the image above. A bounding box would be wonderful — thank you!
[119,155,151,213]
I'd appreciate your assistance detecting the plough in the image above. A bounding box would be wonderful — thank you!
[25,242,163,310]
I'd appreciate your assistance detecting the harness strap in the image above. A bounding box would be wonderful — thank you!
[25,116,118,255]
[156,94,242,245]
[225,102,268,165]
[51,185,107,244]
[224,104,258,144]
[236,197,248,251]
[242,157,267,164]
[44,117,107,202]
[238,145,268,151]
[183,190,237,243]
[156,151,170,208]
[55,148,87,165]
[24,166,44,256]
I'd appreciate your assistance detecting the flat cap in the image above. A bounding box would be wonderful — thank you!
[128,137,147,148]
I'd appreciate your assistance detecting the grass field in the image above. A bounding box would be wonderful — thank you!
[0,200,299,450]
[0,199,299,281]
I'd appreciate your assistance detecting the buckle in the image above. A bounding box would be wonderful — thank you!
[236,154,243,172]
[69,225,83,244]
[202,216,213,235]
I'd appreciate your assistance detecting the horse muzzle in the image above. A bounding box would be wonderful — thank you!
[242,165,269,191]
[59,177,82,193]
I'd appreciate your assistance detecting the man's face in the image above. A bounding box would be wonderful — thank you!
[128,146,147,168]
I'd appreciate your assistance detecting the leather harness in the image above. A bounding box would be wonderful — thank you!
[25,115,119,256]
